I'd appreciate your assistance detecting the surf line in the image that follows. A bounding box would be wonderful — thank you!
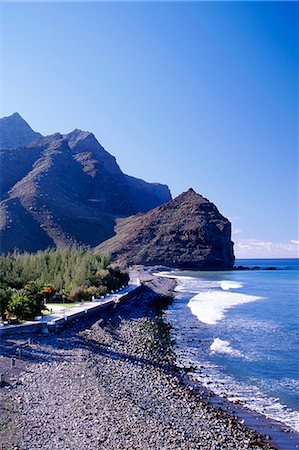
[187,290,263,325]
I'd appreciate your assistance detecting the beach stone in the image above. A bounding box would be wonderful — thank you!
[0,276,276,450]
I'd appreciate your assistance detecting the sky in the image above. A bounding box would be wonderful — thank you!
[0,1,298,258]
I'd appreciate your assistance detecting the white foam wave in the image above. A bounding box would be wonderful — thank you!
[167,325,299,432]
[155,272,222,293]
[210,338,244,358]
[174,287,200,293]
[220,281,243,290]
[189,364,299,433]
[153,271,194,280]
[178,279,221,292]
[170,275,244,295]
[188,291,262,325]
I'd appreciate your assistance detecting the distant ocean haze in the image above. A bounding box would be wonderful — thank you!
[163,259,299,432]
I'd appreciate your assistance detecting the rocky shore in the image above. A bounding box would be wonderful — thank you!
[0,275,276,449]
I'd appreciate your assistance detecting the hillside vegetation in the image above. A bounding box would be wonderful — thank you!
[0,248,129,321]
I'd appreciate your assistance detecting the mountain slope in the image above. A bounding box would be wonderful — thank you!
[0,112,41,149]
[96,189,235,270]
[124,174,172,213]
[0,114,171,253]
[1,134,117,252]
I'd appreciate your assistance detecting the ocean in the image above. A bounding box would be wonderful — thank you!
[161,259,299,433]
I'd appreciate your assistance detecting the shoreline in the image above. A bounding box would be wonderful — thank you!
[152,267,299,450]
[0,271,297,449]
[180,372,299,450]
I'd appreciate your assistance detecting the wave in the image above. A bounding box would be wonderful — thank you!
[193,369,299,433]
[210,338,245,358]
[157,272,244,293]
[172,345,299,433]
[187,291,263,325]
[164,269,299,433]
[153,271,195,281]
[219,281,243,290]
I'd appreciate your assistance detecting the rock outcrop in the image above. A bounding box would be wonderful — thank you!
[96,188,235,270]
[0,114,171,253]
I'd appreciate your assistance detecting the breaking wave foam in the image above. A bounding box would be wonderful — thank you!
[162,268,299,433]
[153,271,194,281]
[188,291,263,325]
[173,346,299,433]
[193,367,299,433]
[210,338,244,358]
[220,281,243,290]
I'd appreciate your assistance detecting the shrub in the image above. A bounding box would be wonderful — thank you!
[69,285,111,302]
[0,249,129,314]
[95,285,108,297]
[6,291,45,321]
[24,281,44,300]
[0,286,12,320]
[98,267,129,292]
[69,287,92,303]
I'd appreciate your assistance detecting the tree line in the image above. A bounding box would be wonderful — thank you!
[0,248,129,321]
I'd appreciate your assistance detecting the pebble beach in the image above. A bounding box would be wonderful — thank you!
[0,274,277,449]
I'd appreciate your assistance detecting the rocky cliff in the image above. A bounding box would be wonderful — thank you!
[0,114,171,253]
[96,188,235,270]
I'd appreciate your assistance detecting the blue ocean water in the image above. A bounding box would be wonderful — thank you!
[162,259,299,432]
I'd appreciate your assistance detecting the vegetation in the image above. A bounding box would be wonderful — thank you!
[0,248,129,322]
[143,318,175,366]
[5,292,43,322]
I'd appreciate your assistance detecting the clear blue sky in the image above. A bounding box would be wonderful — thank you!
[1,1,298,257]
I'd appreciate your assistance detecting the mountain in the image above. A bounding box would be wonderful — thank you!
[0,112,41,149]
[63,129,171,214]
[0,114,171,253]
[96,188,235,270]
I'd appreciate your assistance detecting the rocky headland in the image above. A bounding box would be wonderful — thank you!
[96,189,235,270]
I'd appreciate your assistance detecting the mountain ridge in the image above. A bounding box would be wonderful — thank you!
[0,113,171,253]
[0,112,42,149]
[0,114,234,271]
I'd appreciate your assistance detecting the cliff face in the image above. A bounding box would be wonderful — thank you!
[96,189,235,270]
[0,114,171,253]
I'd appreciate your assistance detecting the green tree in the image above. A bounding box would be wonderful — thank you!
[0,248,127,311]
[6,291,45,321]
[0,286,12,320]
